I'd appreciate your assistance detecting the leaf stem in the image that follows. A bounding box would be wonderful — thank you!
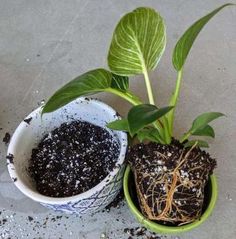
[143,68,168,142]
[167,69,183,135]
[180,132,191,143]
[154,133,165,144]
[162,117,172,144]
[143,68,155,105]
[107,87,166,142]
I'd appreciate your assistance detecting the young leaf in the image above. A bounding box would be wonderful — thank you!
[190,112,224,133]
[137,127,162,143]
[184,140,209,148]
[192,124,215,138]
[127,104,174,136]
[106,119,129,132]
[180,112,224,142]
[42,69,138,114]
[173,3,233,71]
[108,7,166,76]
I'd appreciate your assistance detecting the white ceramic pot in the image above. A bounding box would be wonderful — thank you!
[7,97,127,215]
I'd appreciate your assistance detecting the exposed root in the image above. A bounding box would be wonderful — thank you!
[129,142,216,225]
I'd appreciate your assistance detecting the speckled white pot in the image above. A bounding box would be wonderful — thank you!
[7,97,127,215]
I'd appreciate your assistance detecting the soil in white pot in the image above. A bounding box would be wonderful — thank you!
[128,140,216,225]
[29,120,120,197]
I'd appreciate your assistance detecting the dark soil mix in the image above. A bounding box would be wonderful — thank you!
[104,189,124,211]
[29,120,120,197]
[128,141,216,225]
[124,227,164,239]
[3,132,11,144]
[24,117,32,124]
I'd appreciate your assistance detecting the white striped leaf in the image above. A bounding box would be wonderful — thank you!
[108,7,166,76]
[111,74,129,91]
[42,68,130,114]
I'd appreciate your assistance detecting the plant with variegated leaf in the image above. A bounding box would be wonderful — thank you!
[42,4,234,225]
[43,4,232,149]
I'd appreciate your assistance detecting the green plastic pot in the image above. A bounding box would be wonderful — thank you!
[123,166,218,234]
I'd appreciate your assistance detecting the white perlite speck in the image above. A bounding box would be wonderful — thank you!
[100,233,107,239]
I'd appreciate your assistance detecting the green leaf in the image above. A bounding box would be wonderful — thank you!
[192,124,215,138]
[106,119,129,132]
[180,112,224,143]
[137,127,162,143]
[190,112,224,133]
[108,7,166,76]
[173,3,233,71]
[111,74,129,91]
[127,104,174,135]
[184,140,209,148]
[42,68,131,114]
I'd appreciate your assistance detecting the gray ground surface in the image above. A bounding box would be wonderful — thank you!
[0,1,235,238]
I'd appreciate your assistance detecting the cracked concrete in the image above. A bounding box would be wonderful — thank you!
[0,1,236,238]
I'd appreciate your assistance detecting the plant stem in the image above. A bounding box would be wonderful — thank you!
[107,87,166,143]
[153,132,165,144]
[180,132,191,143]
[167,69,183,135]
[142,68,169,141]
[143,68,155,105]
[162,117,172,144]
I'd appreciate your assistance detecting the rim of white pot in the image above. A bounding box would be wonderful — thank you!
[7,97,127,204]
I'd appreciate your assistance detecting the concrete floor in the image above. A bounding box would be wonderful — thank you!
[0,0,236,238]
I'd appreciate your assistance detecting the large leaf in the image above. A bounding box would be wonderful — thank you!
[173,3,233,70]
[184,140,209,148]
[108,7,166,76]
[192,124,215,138]
[190,112,224,133]
[106,119,129,132]
[137,127,162,143]
[111,74,129,90]
[42,69,130,114]
[128,104,173,135]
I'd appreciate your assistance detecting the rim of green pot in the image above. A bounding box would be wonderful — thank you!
[123,165,218,234]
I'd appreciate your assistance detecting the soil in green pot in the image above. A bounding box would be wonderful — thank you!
[128,141,216,226]
[29,120,120,197]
